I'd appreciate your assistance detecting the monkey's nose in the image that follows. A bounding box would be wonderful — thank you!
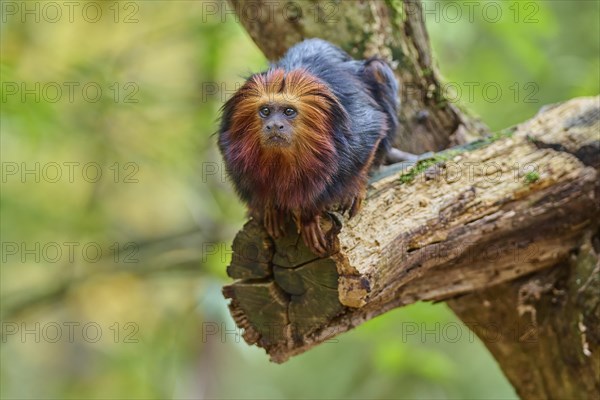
[266,123,285,131]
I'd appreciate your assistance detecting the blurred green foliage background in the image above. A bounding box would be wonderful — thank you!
[1,0,598,399]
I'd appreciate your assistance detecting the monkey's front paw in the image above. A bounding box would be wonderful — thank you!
[300,215,333,257]
[264,207,285,239]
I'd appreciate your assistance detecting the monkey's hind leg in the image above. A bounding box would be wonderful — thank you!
[348,196,363,218]
[339,195,364,219]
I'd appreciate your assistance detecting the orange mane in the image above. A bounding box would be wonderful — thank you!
[222,68,344,210]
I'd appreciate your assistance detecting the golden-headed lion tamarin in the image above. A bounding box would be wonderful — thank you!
[218,39,403,255]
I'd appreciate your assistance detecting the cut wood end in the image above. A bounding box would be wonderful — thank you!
[223,218,348,360]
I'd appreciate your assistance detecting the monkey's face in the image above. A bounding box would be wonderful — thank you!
[221,68,347,185]
[257,103,297,147]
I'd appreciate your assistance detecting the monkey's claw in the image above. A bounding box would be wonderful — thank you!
[264,208,285,239]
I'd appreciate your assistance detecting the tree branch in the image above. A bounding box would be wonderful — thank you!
[223,96,600,362]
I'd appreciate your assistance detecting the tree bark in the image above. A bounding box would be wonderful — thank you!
[223,0,600,397]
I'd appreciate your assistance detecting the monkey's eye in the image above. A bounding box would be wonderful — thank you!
[283,107,297,117]
[259,107,270,118]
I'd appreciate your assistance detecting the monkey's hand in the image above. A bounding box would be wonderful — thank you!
[263,206,285,239]
[300,214,328,256]
[295,212,343,257]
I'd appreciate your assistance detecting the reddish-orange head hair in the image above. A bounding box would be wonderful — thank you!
[220,68,348,210]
